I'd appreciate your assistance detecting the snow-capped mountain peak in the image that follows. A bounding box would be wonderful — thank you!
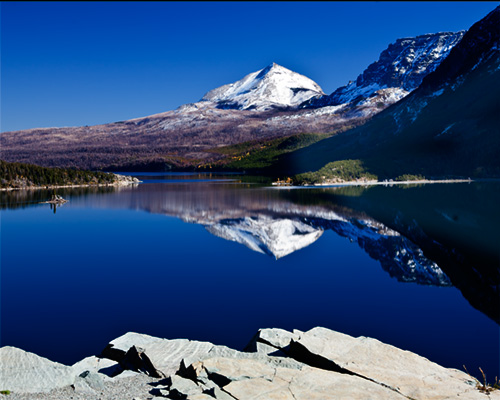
[302,31,465,109]
[201,63,325,111]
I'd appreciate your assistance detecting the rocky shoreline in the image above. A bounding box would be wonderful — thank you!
[1,326,496,399]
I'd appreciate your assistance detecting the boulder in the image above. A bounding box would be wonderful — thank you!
[0,346,76,393]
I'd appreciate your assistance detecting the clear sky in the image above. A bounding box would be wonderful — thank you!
[1,1,497,132]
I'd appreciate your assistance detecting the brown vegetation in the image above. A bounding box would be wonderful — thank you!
[0,102,375,171]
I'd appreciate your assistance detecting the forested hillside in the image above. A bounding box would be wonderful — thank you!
[0,160,117,189]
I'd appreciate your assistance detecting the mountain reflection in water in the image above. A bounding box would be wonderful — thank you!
[46,180,449,287]
[11,176,498,321]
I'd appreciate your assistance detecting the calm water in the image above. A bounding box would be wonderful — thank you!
[1,174,499,381]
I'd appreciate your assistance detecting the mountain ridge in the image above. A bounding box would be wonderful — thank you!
[277,6,500,179]
[302,31,465,109]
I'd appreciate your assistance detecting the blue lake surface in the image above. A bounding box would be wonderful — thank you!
[1,174,498,381]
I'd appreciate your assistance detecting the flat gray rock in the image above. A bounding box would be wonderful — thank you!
[244,327,299,355]
[290,327,492,400]
[77,370,105,391]
[259,328,299,349]
[188,356,407,400]
[0,346,76,394]
[111,369,142,380]
[168,375,204,398]
[102,332,165,361]
[72,355,121,378]
[7,327,492,399]
[101,332,302,378]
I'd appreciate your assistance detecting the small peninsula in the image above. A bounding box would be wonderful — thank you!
[0,160,140,191]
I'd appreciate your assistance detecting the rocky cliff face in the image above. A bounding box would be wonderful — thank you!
[302,31,465,109]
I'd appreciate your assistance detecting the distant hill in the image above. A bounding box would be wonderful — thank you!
[276,6,500,180]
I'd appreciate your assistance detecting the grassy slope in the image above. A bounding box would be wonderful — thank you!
[199,132,331,171]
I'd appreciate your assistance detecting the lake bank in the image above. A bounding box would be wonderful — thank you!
[0,173,141,191]
[267,178,475,189]
[2,326,496,399]
[308,178,473,187]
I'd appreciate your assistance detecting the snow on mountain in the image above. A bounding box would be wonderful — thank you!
[204,212,450,286]
[303,31,465,109]
[317,218,451,286]
[206,216,324,259]
[201,63,325,111]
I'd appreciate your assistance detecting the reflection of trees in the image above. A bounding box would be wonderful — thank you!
[0,186,119,210]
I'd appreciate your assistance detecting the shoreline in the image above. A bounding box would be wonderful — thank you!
[289,178,474,188]
[0,174,141,192]
[0,182,139,192]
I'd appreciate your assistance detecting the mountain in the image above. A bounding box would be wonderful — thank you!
[0,69,368,170]
[0,33,464,171]
[202,63,325,111]
[279,6,500,179]
[302,31,465,109]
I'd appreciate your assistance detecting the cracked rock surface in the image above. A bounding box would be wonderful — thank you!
[1,327,497,400]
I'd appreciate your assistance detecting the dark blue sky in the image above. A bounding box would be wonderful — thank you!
[1,1,496,132]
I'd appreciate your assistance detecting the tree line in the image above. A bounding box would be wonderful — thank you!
[0,160,116,188]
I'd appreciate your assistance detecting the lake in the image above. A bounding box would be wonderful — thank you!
[1,173,498,382]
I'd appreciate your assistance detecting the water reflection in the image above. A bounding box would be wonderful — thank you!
[288,182,500,324]
[2,178,498,324]
[0,186,118,210]
[1,176,499,379]
[2,180,450,285]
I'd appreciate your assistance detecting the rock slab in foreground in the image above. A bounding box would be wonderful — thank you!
[250,327,490,400]
[0,346,76,393]
[1,327,499,400]
[187,356,406,400]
